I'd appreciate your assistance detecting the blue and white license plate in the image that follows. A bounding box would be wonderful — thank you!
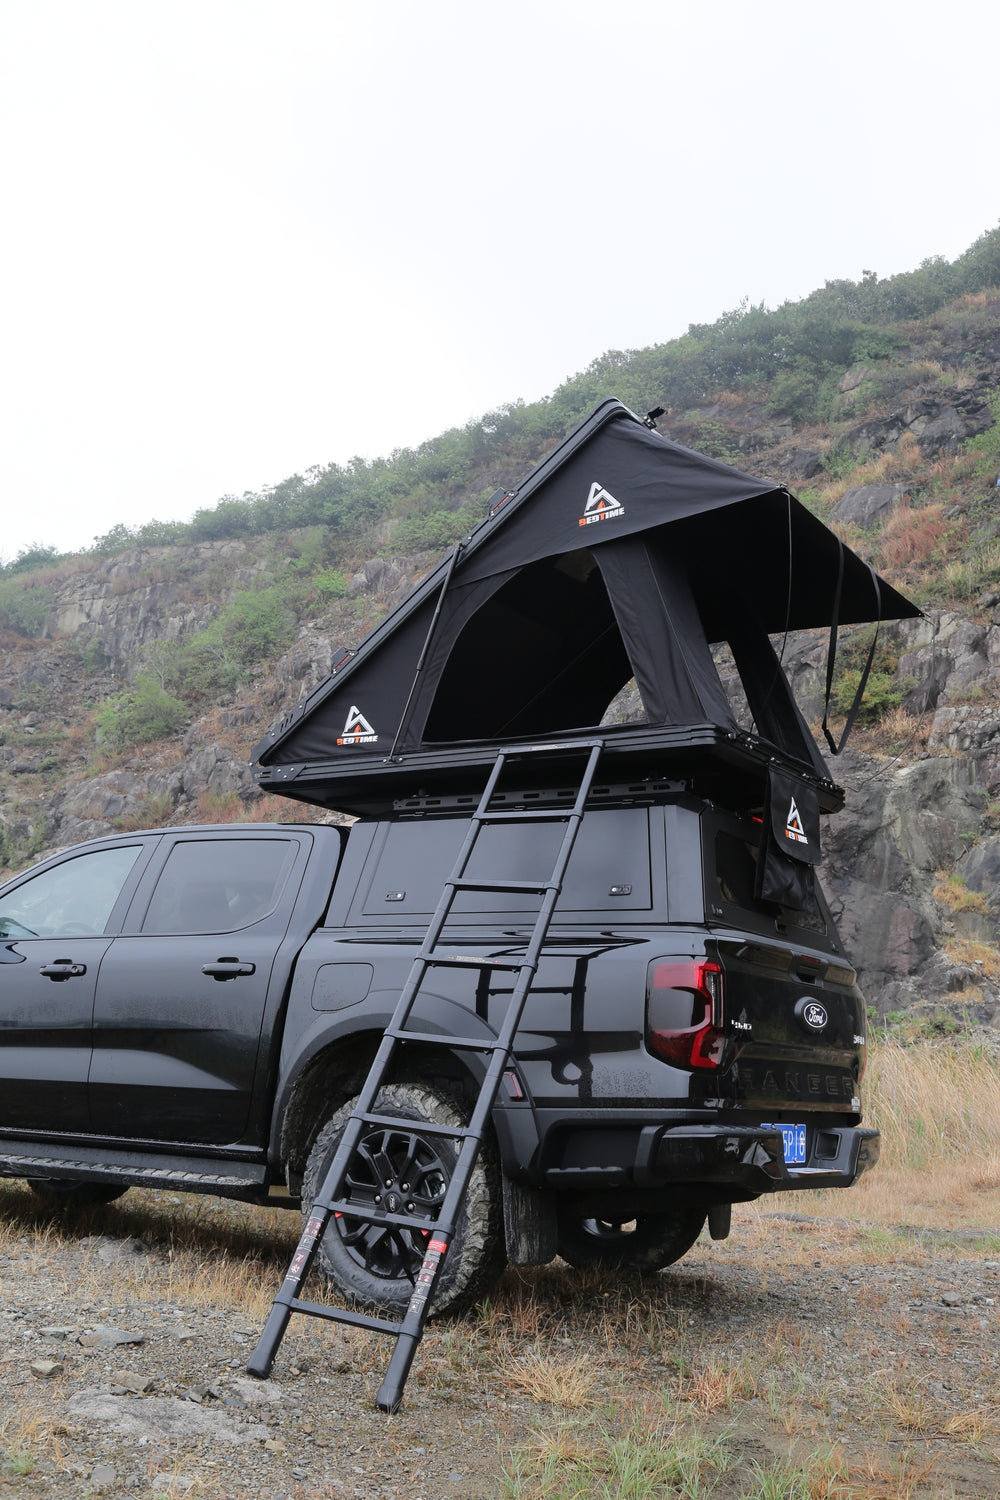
[762,1122,807,1165]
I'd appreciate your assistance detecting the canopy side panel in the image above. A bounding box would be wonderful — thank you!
[728,627,829,777]
[259,591,440,764]
[596,537,736,730]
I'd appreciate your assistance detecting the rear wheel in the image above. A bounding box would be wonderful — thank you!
[27,1180,129,1208]
[556,1205,706,1272]
[302,1083,506,1317]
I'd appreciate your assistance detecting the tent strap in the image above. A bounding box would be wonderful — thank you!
[384,540,465,763]
[821,542,883,756]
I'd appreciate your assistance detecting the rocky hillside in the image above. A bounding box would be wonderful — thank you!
[3,271,1000,1036]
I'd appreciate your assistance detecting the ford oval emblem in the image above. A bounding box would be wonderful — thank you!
[795,996,829,1032]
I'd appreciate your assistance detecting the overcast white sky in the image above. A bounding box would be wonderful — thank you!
[1,0,997,563]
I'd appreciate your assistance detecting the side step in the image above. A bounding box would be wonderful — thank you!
[0,1144,269,1199]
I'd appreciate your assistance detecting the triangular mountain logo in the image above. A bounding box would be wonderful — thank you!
[337,706,378,746]
[784,797,808,845]
[579,480,624,527]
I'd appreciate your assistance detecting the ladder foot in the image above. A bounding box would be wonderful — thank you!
[246,1302,292,1379]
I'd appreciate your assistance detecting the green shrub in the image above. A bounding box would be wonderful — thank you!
[2,543,63,575]
[314,567,348,600]
[0,578,53,636]
[768,366,820,421]
[209,587,295,668]
[966,392,1000,476]
[391,504,483,552]
[831,666,909,725]
[96,675,187,747]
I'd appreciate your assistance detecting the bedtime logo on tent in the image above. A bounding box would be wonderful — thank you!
[784,798,808,845]
[579,481,624,527]
[337,706,378,746]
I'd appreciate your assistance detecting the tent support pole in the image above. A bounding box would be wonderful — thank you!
[384,540,466,763]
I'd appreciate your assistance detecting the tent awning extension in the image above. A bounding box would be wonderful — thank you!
[252,399,919,815]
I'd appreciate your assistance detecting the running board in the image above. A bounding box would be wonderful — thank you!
[0,1144,269,1199]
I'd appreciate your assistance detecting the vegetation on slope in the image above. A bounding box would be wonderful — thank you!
[3,224,998,579]
[1,224,999,878]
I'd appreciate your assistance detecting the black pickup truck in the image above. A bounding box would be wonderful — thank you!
[0,786,876,1316]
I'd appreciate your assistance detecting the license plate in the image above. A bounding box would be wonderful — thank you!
[762,1122,807,1165]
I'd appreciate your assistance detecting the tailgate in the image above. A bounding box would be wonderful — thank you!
[716,936,865,1114]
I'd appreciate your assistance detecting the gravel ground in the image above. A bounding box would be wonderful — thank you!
[1,1192,999,1499]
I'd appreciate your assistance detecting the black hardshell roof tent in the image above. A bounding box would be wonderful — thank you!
[252,400,919,815]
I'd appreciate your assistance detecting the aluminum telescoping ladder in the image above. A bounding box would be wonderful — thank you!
[247,738,603,1412]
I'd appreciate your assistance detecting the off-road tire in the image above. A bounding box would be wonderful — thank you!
[302,1083,507,1317]
[27,1180,129,1208]
[556,1205,706,1272]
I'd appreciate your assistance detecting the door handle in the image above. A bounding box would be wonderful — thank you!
[202,958,256,981]
[39,961,87,980]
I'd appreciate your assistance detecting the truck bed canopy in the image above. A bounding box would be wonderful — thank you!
[252,400,918,814]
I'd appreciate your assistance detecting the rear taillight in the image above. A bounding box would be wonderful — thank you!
[646,958,725,1070]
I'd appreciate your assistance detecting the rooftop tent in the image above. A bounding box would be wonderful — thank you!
[252,399,919,814]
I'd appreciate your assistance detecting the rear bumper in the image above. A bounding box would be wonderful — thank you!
[532,1119,879,1198]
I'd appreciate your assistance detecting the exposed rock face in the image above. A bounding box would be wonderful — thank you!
[775,447,823,481]
[847,386,993,460]
[822,756,989,1013]
[346,556,415,603]
[832,483,909,528]
[34,539,281,669]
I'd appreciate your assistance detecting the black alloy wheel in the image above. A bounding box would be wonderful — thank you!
[302,1083,506,1316]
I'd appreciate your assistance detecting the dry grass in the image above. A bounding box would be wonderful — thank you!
[933,871,991,915]
[864,1036,1000,1172]
[795,1035,1000,1233]
[849,706,927,760]
[112,792,175,831]
[878,1377,939,1433]
[844,1449,941,1500]
[940,1408,996,1442]
[192,788,334,825]
[876,501,953,570]
[498,1346,596,1406]
[680,1353,759,1412]
[942,937,1000,981]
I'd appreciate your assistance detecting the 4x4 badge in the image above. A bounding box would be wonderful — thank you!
[784,797,808,845]
[337,706,378,746]
[579,481,624,527]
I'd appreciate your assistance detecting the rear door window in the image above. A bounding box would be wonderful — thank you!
[706,817,828,938]
[140,838,297,934]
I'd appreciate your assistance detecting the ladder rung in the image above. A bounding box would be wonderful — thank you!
[501,737,604,757]
[478,809,573,823]
[449,877,554,894]
[354,1107,477,1137]
[322,1200,455,1234]
[385,1029,502,1053]
[289,1298,403,1336]
[424,953,524,971]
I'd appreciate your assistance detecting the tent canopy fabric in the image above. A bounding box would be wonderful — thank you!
[252,400,919,812]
